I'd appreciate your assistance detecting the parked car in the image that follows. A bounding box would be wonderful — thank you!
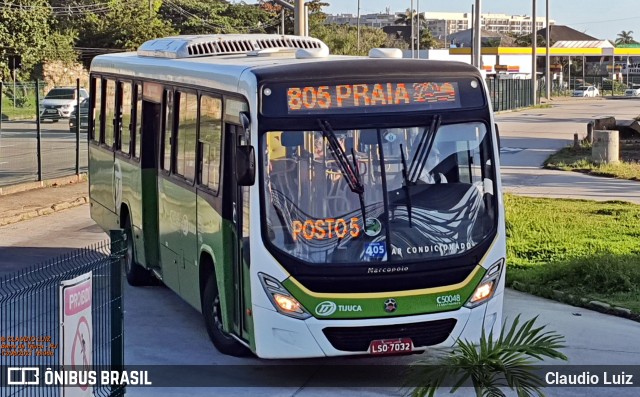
[624,87,640,97]
[69,99,89,133]
[572,85,599,97]
[39,87,89,121]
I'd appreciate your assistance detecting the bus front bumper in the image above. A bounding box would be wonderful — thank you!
[252,290,503,359]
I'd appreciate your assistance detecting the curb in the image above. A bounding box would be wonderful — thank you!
[510,281,639,323]
[0,196,89,227]
[0,174,87,196]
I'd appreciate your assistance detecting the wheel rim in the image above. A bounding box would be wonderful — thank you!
[212,295,225,333]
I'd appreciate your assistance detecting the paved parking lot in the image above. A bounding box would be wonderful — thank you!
[0,120,87,185]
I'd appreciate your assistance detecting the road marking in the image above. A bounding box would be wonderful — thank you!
[500,147,525,154]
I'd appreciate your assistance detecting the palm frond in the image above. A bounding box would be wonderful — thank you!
[407,316,568,397]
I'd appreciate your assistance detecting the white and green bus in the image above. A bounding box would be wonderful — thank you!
[89,34,506,359]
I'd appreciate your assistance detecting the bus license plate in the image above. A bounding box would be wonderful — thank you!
[368,338,413,355]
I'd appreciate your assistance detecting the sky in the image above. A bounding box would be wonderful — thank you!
[246,0,640,42]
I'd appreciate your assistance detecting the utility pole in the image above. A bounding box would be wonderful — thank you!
[471,4,475,65]
[411,0,415,58]
[357,0,361,52]
[12,57,16,108]
[531,0,537,105]
[304,3,309,36]
[416,0,420,58]
[473,0,482,68]
[294,0,304,36]
[545,0,551,100]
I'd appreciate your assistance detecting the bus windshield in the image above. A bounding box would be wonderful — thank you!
[262,121,497,265]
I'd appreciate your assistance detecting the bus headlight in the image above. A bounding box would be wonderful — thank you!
[259,273,311,320]
[464,259,504,308]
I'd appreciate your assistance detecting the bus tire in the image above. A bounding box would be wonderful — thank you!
[123,217,154,286]
[202,275,250,357]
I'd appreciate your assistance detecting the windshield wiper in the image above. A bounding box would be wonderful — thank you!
[399,144,413,227]
[397,115,441,227]
[317,120,367,222]
[407,115,441,184]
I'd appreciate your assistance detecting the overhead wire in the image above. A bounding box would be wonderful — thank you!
[162,0,283,33]
[0,1,111,15]
[0,0,283,30]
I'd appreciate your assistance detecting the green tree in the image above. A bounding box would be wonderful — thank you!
[616,30,635,45]
[510,32,548,47]
[419,28,439,49]
[158,0,274,35]
[77,0,175,50]
[394,8,426,26]
[0,0,76,80]
[312,24,393,56]
[258,0,328,35]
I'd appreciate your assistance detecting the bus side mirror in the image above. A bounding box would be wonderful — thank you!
[236,145,255,186]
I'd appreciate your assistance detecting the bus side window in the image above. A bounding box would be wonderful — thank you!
[90,76,102,143]
[176,91,198,182]
[162,89,174,173]
[134,84,142,159]
[104,79,116,148]
[198,95,222,194]
[119,81,133,155]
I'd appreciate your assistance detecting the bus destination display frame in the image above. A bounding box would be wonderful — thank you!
[260,77,486,117]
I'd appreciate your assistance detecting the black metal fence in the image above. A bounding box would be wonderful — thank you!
[0,79,87,187]
[485,78,534,112]
[0,230,125,397]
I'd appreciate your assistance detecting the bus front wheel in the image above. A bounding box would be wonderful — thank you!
[123,217,154,286]
[203,275,250,357]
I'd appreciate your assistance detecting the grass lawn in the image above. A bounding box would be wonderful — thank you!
[544,141,640,181]
[1,93,39,120]
[505,194,640,314]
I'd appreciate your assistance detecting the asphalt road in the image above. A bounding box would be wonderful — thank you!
[1,99,640,396]
[0,119,88,186]
[497,97,640,168]
[497,97,640,204]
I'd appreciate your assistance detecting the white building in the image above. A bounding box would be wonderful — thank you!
[424,12,554,39]
[325,12,396,28]
[326,11,554,40]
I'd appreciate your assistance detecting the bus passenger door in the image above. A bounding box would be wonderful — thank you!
[139,96,161,271]
[225,123,253,341]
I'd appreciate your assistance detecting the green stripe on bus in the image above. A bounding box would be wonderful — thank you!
[282,267,486,319]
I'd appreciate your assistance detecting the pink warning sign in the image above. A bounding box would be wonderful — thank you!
[64,281,92,316]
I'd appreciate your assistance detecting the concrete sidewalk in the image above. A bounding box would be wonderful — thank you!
[0,179,89,226]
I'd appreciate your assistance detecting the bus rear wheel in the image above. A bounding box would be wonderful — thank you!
[123,217,154,286]
[202,275,250,357]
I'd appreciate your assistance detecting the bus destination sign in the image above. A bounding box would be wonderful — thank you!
[285,81,460,114]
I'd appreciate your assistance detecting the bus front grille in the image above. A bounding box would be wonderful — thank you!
[322,318,457,352]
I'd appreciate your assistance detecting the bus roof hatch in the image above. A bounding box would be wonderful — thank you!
[137,34,328,59]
